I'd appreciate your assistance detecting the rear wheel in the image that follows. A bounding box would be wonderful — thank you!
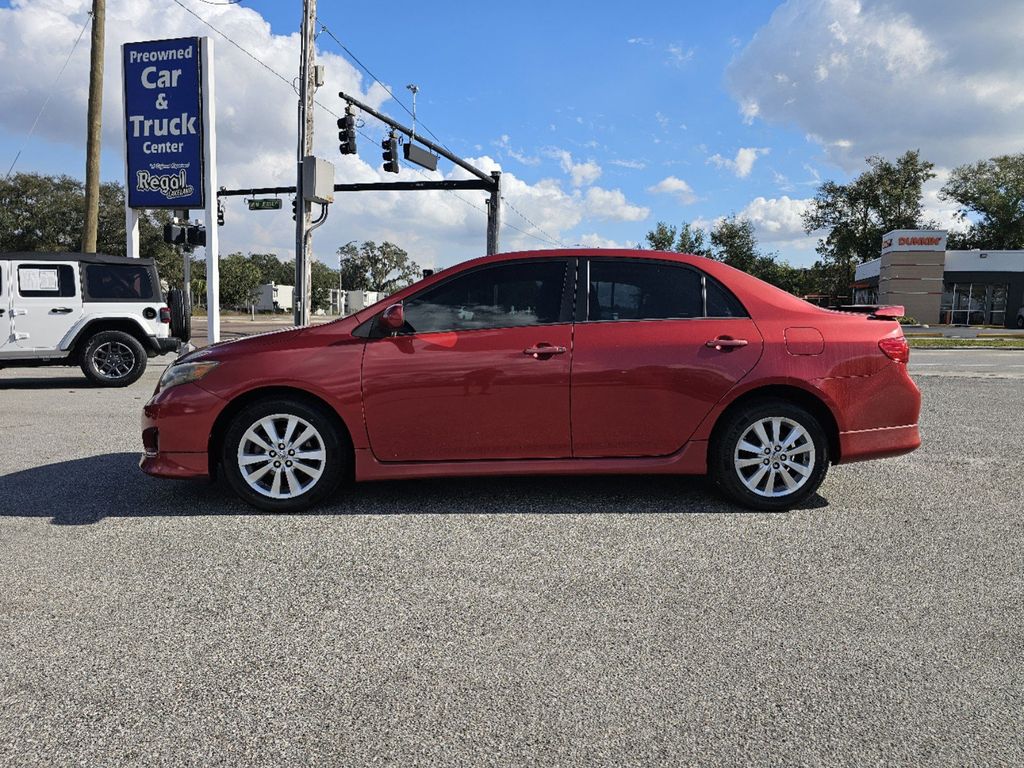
[80,330,147,387]
[711,399,829,511]
[221,398,347,512]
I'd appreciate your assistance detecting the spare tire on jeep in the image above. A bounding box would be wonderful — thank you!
[167,288,191,343]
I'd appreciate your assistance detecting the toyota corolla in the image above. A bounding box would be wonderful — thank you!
[140,249,921,512]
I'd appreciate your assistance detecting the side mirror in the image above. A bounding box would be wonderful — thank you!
[380,302,405,332]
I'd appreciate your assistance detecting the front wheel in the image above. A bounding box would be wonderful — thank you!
[711,400,829,511]
[80,330,147,387]
[221,398,347,512]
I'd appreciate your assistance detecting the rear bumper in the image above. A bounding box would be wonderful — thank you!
[838,423,921,463]
[146,335,181,357]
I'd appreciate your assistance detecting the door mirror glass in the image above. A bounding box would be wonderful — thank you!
[380,302,405,331]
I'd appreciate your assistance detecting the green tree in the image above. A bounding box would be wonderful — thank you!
[709,216,759,273]
[803,150,936,290]
[310,259,339,311]
[939,154,1024,249]
[336,240,422,294]
[643,221,711,255]
[248,252,293,285]
[218,252,262,308]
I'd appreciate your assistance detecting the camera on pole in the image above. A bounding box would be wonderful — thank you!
[382,131,399,174]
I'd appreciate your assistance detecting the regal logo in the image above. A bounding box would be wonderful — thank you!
[135,169,195,200]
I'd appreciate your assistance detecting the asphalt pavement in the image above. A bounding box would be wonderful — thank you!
[0,352,1022,766]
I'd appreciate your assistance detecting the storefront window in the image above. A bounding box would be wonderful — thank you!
[943,282,1010,326]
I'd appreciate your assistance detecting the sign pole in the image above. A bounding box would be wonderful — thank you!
[201,37,220,344]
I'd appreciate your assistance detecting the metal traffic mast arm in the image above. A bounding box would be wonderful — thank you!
[338,90,496,187]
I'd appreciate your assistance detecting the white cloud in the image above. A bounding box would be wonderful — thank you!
[583,187,649,222]
[647,176,697,205]
[609,159,646,170]
[666,44,694,67]
[578,233,634,249]
[707,147,770,178]
[627,37,652,46]
[727,0,1024,168]
[734,195,814,244]
[548,149,602,187]
[0,0,629,267]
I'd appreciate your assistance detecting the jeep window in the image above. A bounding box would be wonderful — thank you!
[18,264,76,297]
[85,264,157,301]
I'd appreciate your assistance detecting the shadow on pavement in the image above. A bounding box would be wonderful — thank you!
[0,374,97,390]
[1,452,825,525]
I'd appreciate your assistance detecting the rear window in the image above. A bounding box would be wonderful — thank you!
[84,264,157,301]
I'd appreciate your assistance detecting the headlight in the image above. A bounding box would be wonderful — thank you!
[157,360,219,393]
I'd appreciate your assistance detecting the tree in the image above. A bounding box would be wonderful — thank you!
[644,221,711,255]
[218,252,262,308]
[803,150,935,266]
[310,259,339,311]
[248,252,293,285]
[336,240,422,294]
[709,216,759,273]
[940,154,1024,249]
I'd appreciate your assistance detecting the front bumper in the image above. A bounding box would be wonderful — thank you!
[139,382,224,480]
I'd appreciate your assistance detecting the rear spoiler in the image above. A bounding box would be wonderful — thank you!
[838,304,905,320]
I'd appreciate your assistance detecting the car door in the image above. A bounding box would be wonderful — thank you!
[361,258,575,462]
[571,257,764,458]
[11,260,82,351]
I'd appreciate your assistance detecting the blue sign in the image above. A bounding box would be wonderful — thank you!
[123,37,205,209]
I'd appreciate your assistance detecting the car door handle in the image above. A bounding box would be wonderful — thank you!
[706,337,748,351]
[523,344,567,358]
[50,307,74,314]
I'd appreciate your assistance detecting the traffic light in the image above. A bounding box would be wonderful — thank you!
[186,225,206,248]
[382,132,399,174]
[216,198,225,227]
[163,223,186,245]
[291,198,297,221]
[338,113,357,155]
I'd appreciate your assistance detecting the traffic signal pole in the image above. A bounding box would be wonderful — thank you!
[294,0,316,327]
[337,90,502,255]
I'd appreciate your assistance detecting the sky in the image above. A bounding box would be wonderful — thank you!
[1,0,1023,271]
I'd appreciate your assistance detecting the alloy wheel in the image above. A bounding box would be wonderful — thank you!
[237,413,327,499]
[733,416,816,498]
[92,341,137,380]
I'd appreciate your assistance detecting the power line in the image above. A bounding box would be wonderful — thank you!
[169,0,563,250]
[4,10,92,179]
[315,20,452,152]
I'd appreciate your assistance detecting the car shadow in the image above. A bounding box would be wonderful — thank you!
[1,453,826,525]
[0,374,97,390]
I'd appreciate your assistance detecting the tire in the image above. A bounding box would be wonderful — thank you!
[1016,314,1023,329]
[221,398,347,512]
[79,330,148,387]
[167,288,191,343]
[711,399,829,511]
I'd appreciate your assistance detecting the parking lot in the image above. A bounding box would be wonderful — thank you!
[2,350,1022,765]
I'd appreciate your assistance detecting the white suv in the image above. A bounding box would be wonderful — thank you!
[0,252,186,386]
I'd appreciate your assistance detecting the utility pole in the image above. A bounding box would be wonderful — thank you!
[82,0,104,253]
[294,0,316,326]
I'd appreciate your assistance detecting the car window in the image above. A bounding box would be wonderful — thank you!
[403,260,567,334]
[85,264,157,301]
[705,275,747,318]
[17,264,76,298]
[588,260,702,321]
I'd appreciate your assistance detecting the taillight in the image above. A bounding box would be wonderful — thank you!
[159,306,171,324]
[879,336,909,363]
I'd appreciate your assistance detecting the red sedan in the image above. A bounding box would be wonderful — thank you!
[140,250,920,512]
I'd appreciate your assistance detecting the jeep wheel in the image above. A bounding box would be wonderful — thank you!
[80,330,147,387]
[167,288,191,343]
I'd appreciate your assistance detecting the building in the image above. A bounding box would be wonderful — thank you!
[328,289,384,316]
[255,282,293,313]
[853,230,1024,327]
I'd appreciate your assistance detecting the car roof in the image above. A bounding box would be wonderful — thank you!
[0,251,156,267]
